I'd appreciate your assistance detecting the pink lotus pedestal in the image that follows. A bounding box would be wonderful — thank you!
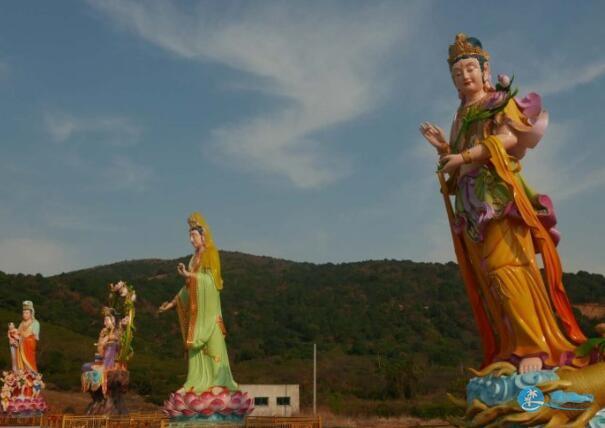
[1,371,48,416]
[163,387,253,422]
[1,396,48,415]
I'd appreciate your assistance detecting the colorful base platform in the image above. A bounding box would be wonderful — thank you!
[163,387,253,421]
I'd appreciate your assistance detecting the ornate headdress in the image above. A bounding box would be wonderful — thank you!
[187,212,205,233]
[185,212,223,291]
[101,306,115,318]
[448,33,490,66]
[22,300,35,316]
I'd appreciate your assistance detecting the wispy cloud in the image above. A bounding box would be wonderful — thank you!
[0,238,79,275]
[42,110,151,192]
[101,156,152,191]
[42,206,118,233]
[486,27,605,98]
[530,59,605,96]
[88,0,423,188]
[45,111,142,146]
[60,152,153,192]
[521,122,605,201]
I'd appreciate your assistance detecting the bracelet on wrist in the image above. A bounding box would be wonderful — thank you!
[461,149,473,164]
[438,144,451,155]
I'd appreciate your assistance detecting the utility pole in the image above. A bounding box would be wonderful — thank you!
[313,343,317,415]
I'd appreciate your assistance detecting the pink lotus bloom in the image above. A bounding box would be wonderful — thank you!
[183,391,197,407]
[180,409,195,417]
[497,74,511,88]
[484,90,508,110]
[200,408,214,417]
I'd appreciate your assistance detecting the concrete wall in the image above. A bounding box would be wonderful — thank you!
[239,384,300,417]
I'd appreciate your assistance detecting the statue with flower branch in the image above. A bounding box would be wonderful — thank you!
[0,301,48,416]
[81,281,136,415]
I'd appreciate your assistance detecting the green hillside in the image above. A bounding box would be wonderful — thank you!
[0,253,604,417]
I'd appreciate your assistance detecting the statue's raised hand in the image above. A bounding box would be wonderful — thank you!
[177,262,189,278]
[419,122,448,154]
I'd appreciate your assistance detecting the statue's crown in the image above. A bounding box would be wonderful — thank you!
[22,300,34,311]
[187,212,205,231]
[448,33,490,66]
[101,306,114,317]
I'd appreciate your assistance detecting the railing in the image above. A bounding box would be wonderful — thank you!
[0,413,456,428]
[41,414,64,428]
[160,419,242,428]
[0,415,43,426]
[125,413,167,428]
[39,414,169,428]
[61,415,109,428]
[406,424,454,428]
[11,414,324,428]
[245,416,322,428]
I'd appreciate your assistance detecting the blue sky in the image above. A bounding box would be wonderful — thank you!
[1,1,605,275]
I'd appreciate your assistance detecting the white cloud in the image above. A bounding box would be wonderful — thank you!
[484,29,605,97]
[0,238,79,275]
[102,156,152,192]
[43,209,118,233]
[521,122,605,201]
[530,59,605,96]
[45,111,142,146]
[41,111,151,192]
[88,0,422,188]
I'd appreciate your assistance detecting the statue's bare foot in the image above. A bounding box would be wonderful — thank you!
[519,356,543,374]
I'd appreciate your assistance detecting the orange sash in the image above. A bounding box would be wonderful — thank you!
[480,136,586,344]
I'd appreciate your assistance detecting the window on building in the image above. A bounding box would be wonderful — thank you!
[254,397,269,406]
[277,396,291,406]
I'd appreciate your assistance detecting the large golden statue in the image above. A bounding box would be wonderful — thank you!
[420,34,605,427]
[421,33,586,374]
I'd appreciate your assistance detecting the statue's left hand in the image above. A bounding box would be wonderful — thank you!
[158,299,177,314]
[177,263,190,278]
[439,154,464,174]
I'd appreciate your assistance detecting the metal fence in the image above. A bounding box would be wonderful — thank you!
[2,414,323,428]
[0,415,43,426]
[38,414,169,428]
[0,414,454,428]
[245,416,321,428]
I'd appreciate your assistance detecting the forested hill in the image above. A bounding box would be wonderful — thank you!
[0,252,604,416]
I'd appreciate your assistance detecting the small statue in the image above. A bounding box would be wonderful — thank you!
[96,309,121,369]
[7,323,19,373]
[81,282,135,415]
[1,301,47,415]
[160,212,253,421]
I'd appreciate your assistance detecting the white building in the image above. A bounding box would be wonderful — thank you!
[239,384,300,417]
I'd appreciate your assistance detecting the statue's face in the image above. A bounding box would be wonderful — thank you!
[22,309,32,321]
[451,57,486,98]
[104,316,114,329]
[190,229,205,251]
